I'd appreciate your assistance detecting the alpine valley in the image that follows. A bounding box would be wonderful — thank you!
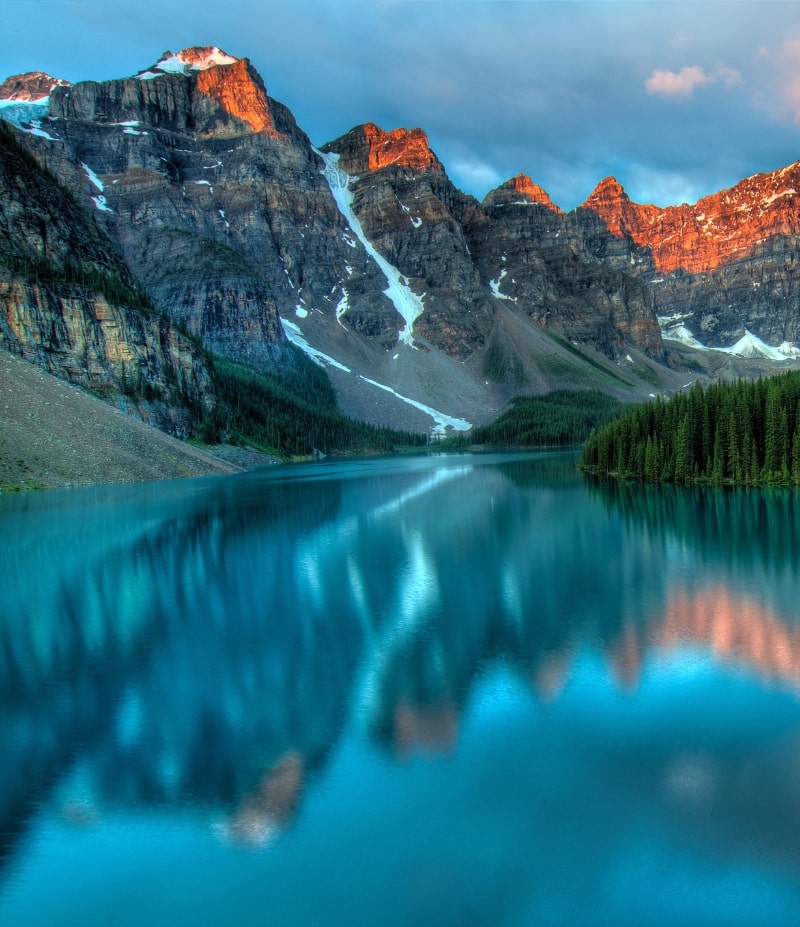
[3,45,800,462]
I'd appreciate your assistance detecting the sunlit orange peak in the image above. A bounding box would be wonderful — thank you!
[500,173,563,212]
[361,122,439,172]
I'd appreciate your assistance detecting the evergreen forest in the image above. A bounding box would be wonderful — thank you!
[580,372,800,485]
[193,350,428,458]
[443,390,622,449]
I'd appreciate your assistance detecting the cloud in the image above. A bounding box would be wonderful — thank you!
[645,64,742,99]
[645,66,715,98]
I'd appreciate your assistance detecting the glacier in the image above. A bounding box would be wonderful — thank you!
[658,317,800,362]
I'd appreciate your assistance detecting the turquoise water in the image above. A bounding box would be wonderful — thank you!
[2,451,800,925]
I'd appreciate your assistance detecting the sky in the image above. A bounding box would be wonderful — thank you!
[3,0,800,210]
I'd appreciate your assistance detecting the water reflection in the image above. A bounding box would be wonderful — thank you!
[2,453,800,922]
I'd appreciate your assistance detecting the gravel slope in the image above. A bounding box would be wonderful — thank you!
[0,351,242,489]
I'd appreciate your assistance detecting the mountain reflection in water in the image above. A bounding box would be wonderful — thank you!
[2,453,800,925]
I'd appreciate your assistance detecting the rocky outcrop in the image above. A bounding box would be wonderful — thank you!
[329,122,443,175]
[51,49,282,139]
[583,166,800,275]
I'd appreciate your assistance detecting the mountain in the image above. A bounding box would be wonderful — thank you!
[2,45,800,446]
[581,170,800,355]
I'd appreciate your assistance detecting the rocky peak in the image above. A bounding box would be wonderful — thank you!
[581,176,636,237]
[0,71,70,101]
[137,46,240,77]
[324,122,442,175]
[483,173,562,212]
[50,49,280,138]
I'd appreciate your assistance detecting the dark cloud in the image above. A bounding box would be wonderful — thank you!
[3,1,800,208]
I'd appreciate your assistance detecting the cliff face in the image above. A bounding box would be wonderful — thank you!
[50,51,281,139]
[0,121,214,435]
[475,175,664,360]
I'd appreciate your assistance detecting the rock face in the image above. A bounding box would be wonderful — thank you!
[584,167,800,275]
[474,174,664,361]
[482,173,562,213]
[0,121,214,435]
[52,49,281,139]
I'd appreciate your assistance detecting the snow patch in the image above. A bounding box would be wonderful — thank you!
[25,119,58,140]
[336,289,350,325]
[280,318,351,372]
[657,311,692,326]
[660,323,714,351]
[724,330,800,361]
[137,48,238,80]
[316,148,425,345]
[92,195,113,213]
[489,268,515,301]
[295,306,308,319]
[763,189,796,207]
[659,317,800,362]
[358,375,471,436]
[80,162,104,192]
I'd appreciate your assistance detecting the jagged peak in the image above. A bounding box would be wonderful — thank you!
[324,122,441,175]
[484,173,563,213]
[137,46,240,80]
[583,175,629,207]
[0,71,70,102]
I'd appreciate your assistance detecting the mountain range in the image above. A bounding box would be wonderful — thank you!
[3,45,800,442]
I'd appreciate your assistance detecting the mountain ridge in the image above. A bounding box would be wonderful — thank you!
[2,46,800,449]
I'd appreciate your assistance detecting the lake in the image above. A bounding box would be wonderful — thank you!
[2,450,800,926]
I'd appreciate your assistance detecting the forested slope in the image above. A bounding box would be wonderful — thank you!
[581,372,800,485]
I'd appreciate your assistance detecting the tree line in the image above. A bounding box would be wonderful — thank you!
[580,372,800,486]
[193,351,428,458]
[442,390,623,449]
